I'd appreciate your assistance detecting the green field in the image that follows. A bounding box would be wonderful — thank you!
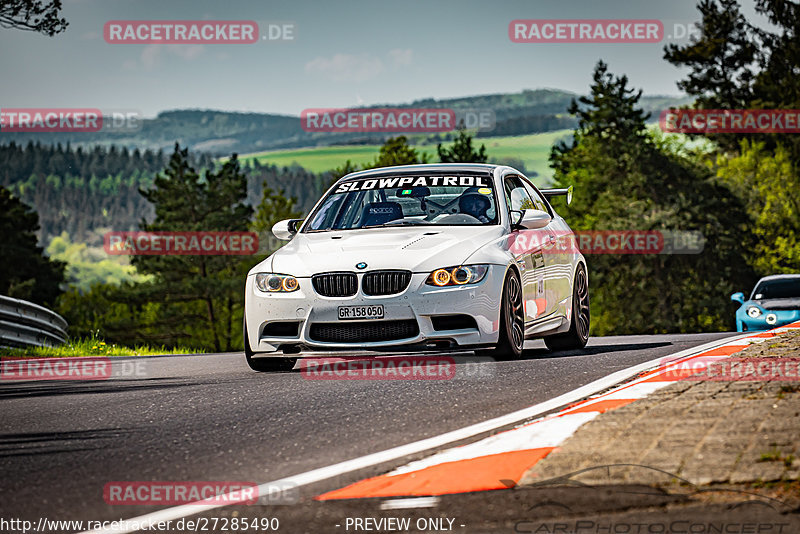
[479,131,571,181]
[236,130,573,184]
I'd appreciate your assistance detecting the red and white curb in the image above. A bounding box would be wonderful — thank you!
[80,327,799,532]
[317,322,800,500]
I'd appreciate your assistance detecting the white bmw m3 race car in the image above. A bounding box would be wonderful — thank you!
[243,163,589,372]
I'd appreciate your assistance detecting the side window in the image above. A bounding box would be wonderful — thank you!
[503,175,536,212]
[310,194,346,230]
[521,179,550,214]
[502,178,514,211]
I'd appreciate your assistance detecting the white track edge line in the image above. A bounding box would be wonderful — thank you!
[80,333,747,534]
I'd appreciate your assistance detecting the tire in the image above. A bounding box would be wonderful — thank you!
[244,321,297,372]
[488,268,525,360]
[544,263,590,352]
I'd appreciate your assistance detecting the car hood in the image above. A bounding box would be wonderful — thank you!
[751,298,800,311]
[253,226,505,277]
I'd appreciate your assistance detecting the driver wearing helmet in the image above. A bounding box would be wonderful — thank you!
[458,191,491,223]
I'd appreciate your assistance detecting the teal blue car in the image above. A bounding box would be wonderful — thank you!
[731,274,800,332]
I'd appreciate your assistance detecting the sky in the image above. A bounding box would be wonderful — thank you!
[0,0,769,118]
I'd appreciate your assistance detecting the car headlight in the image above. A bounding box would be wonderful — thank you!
[255,273,300,292]
[746,306,762,318]
[426,265,489,286]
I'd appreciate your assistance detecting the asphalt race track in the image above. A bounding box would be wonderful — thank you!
[0,333,736,533]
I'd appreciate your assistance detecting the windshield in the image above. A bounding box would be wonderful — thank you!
[304,175,499,232]
[752,278,800,300]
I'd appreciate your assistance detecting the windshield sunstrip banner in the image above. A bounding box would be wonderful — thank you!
[334,176,491,194]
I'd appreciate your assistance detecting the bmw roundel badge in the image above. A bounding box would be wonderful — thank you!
[356,262,367,269]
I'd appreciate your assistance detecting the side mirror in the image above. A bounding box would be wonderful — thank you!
[517,209,552,230]
[272,219,302,241]
[730,292,745,304]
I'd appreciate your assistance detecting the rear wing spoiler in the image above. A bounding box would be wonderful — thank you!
[540,185,573,205]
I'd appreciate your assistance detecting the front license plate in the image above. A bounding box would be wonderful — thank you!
[338,305,384,320]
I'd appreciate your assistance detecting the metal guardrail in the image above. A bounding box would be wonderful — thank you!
[0,295,68,348]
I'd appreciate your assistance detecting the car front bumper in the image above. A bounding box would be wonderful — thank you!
[737,309,800,332]
[244,266,507,356]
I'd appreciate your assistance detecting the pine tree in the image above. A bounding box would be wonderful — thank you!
[371,136,429,167]
[437,126,488,163]
[126,145,254,351]
[252,181,303,255]
[562,60,650,152]
[663,0,757,110]
[551,61,752,334]
[0,185,65,306]
[663,0,800,158]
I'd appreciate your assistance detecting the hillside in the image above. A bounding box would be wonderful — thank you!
[0,89,689,156]
[237,130,572,183]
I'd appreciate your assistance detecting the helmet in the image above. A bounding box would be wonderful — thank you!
[459,192,490,220]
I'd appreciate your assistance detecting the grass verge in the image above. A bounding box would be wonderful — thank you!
[1,337,199,358]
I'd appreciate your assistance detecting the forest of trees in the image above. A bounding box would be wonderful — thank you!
[0,142,328,244]
[551,61,753,334]
[552,0,800,334]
